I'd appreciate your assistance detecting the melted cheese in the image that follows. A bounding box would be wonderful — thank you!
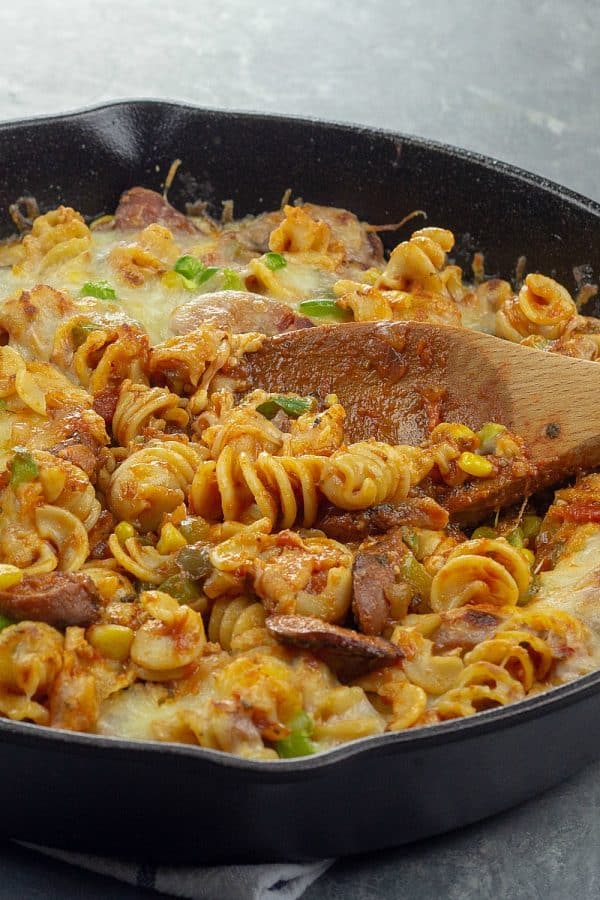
[0,232,337,346]
[535,526,600,633]
[532,525,600,675]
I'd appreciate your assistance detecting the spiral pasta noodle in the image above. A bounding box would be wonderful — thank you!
[355,667,428,730]
[268,205,343,269]
[150,328,263,415]
[202,400,285,460]
[73,322,150,394]
[14,206,91,276]
[335,282,461,326]
[200,391,345,460]
[207,596,267,651]
[0,450,101,573]
[108,224,181,286]
[0,622,64,725]
[112,379,189,446]
[190,441,432,528]
[0,345,47,415]
[495,273,577,343]
[430,537,532,612]
[208,527,353,623]
[108,438,207,532]
[320,441,432,510]
[376,227,455,294]
[311,684,385,743]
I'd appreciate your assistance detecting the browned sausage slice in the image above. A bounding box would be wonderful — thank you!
[0,573,102,628]
[266,614,402,678]
[114,187,197,234]
[351,530,412,636]
[232,205,384,270]
[318,494,449,542]
[169,290,313,336]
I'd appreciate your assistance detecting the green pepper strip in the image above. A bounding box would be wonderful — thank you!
[400,554,432,599]
[10,449,39,489]
[506,527,524,548]
[80,280,117,301]
[174,256,219,290]
[158,574,202,603]
[0,614,14,631]
[263,252,287,271]
[71,323,101,348]
[298,299,352,322]
[196,266,219,285]
[221,268,245,291]
[275,711,315,758]
[174,255,204,280]
[521,515,542,540]
[256,396,313,420]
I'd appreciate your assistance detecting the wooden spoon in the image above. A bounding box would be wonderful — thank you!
[245,321,600,520]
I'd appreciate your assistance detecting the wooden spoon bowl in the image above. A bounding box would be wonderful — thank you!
[246,321,600,518]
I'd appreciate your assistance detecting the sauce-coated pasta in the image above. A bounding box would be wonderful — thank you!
[0,186,599,759]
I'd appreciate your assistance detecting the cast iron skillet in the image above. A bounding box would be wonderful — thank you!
[1,101,600,864]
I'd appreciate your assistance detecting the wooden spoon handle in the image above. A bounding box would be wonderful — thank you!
[436,326,600,476]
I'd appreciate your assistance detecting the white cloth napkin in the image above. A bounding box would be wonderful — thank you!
[19,842,334,900]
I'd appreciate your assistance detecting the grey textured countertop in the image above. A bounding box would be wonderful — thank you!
[1,1,599,898]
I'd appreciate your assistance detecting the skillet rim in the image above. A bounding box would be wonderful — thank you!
[0,98,599,216]
[1,97,600,774]
[2,665,600,773]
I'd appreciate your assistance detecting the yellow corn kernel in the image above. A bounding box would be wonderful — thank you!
[457,452,494,478]
[87,624,134,661]
[156,522,187,555]
[115,521,136,544]
[431,423,478,443]
[0,564,23,590]
[519,548,535,567]
[161,270,187,290]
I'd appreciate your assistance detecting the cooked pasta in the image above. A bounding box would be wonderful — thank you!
[207,596,268,651]
[112,379,189,446]
[107,438,207,531]
[15,206,92,277]
[0,185,599,760]
[496,273,578,343]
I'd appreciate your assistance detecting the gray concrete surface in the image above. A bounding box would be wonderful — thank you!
[0,0,599,897]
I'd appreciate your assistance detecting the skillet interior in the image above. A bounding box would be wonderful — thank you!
[1,100,600,862]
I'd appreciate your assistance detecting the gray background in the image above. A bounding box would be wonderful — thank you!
[0,0,599,897]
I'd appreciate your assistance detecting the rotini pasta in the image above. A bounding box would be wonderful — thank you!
[13,206,91,277]
[207,596,268,651]
[496,273,578,343]
[190,439,432,528]
[107,438,207,532]
[112,379,189,446]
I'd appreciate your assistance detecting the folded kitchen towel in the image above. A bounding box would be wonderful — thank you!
[19,842,334,900]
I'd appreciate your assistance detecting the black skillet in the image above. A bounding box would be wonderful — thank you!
[1,101,600,863]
